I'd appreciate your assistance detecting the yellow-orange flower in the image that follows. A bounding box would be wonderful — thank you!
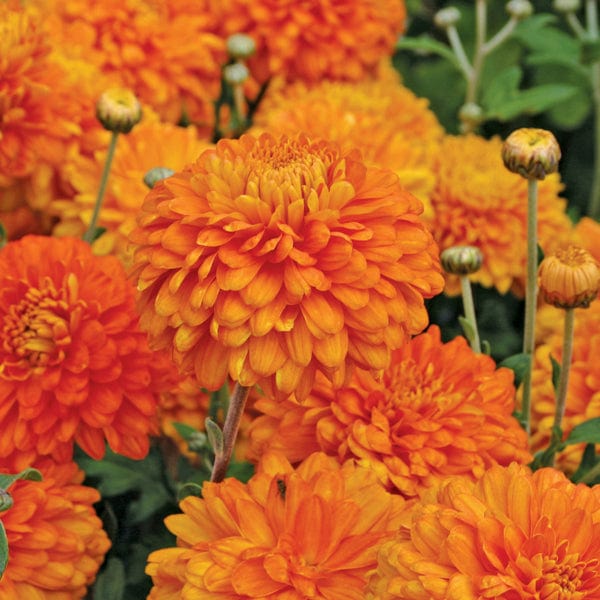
[0,457,110,599]
[146,451,405,599]
[366,463,600,599]
[430,134,573,295]
[50,111,211,264]
[211,0,406,83]
[36,0,226,125]
[538,245,600,309]
[250,71,443,213]
[0,235,177,462]
[529,301,600,471]
[247,326,531,497]
[130,133,443,399]
[572,216,600,264]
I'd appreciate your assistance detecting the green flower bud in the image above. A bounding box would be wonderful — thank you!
[223,62,250,86]
[506,0,533,19]
[434,7,461,29]
[553,0,580,13]
[502,128,561,180]
[441,246,484,276]
[226,33,256,60]
[143,166,175,189]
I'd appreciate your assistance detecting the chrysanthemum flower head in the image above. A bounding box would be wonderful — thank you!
[247,326,531,497]
[50,110,211,264]
[366,463,600,599]
[146,451,405,599]
[212,0,406,83]
[250,71,443,213]
[0,456,110,599]
[430,134,573,295]
[130,133,443,399]
[0,235,177,462]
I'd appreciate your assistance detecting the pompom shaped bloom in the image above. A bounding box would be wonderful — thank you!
[0,235,177,462]
[212,0,406,83]
[247,326,531,497]
[250,72,443,212]
[572,216,600,264]
[367,463,600,599]
[538,245,600,309]
[130,133,443,399]
[146,451,405,599]
[0,457,110,599]
[50,111,211,264]
[429,134,573,295]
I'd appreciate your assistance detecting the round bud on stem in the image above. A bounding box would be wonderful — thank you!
[441,246,484,276]
[96,88,142,134]
[226,33,256,60]
[434,6,461,29]
[502,128,561,180]
[506,0,533,19]
[459,103,484,129]
[538,246,600,309]
[143,166,175,189]
[223,62,250,86]
[553,0,581,13]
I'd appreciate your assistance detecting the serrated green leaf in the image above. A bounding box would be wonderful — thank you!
[396,35,461,69]
[0,468,42,492]
[581,38,600,64]
[481,65,522,111]
[550,354,561,393]
[565,417,600,445]
[0,522,8,579]
[485,84,579,121]
[93,557,125,600]
[526,53,587,73]
[499,352,531,388]
[205,418,224,458]
[513,13,558,34]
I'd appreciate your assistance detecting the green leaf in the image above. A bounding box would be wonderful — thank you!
[171,422,200,442]
[458,316,476,347]
[0,522,8,580]
[537,244,545,266]
[581,38,600,64]
[90,226,107,243]
[205,418,224,458]
[395,35,461,69]
[485,84,579,121]
[513,16,578,55]
[550,355,561,393]
[481,339,492,355]
[565,417,600,445]
[0,468,42,492]
[177,482,203,501]
[93,557,125,600]
[481,65,522,111]
[571,444,600,483]
[0,223,7,249]
[499,352,531,388]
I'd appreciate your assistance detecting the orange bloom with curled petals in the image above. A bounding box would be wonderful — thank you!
[430,134,573,295]
[250,71,443,214]
[248,326,531,497]
[366,463,600,599]
[130,133,443,400]
[146,452,405,599]
[0,235,177,462]
[0,457,110,599]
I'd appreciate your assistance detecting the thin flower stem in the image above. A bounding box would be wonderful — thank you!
[82,131,119,244]
[460,275,481,353]
[521,178,539,436]
[588,0,599,37]
[210,383,251,483]
[588,63,600,219]
[552,308,575,452]
[565,11,587,39]
[446,26,473,79]
[482,17,518,56]
[465,0,486,105]
[579,458,600,484]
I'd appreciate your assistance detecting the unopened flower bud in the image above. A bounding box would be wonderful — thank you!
[434,6,461,29]
[538,246,600,309]
[553,0,580,13]
[143,166,175,189]
[459,103,484,128]
[226,33,256,60]
[96,88,142,134]
[506,0,533,19]
[223,62,250,86]
[441,246,484,275]
[502,128,561,180]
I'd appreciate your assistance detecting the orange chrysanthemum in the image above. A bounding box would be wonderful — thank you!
[130,133,443,399]
[572,216,600,264]
[247,326,531,497]
[529,301,600,471]
[250,71,443,213]
[51,111,211,263]
[366,463,600,599]
[0,457,110,599]
[0,235,177,462]
[430,134,573,295]
[36,0,226,125]
[146,451,405,599]
[211,0,406,84]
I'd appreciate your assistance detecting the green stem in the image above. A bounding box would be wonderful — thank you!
[482,17,518,55]
[587,0,600,218]
[82,131,119,244]
[565,11,587,39]
[579,458,600,484]
[210,383,250,483]
[446,25,473,80]
[587,0,599,37]
[460,275,481,353]
[521,178,539,436]
[553,308,575,436]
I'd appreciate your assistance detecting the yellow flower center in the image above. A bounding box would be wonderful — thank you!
[555,246,592,268]
[540,551,590,598]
